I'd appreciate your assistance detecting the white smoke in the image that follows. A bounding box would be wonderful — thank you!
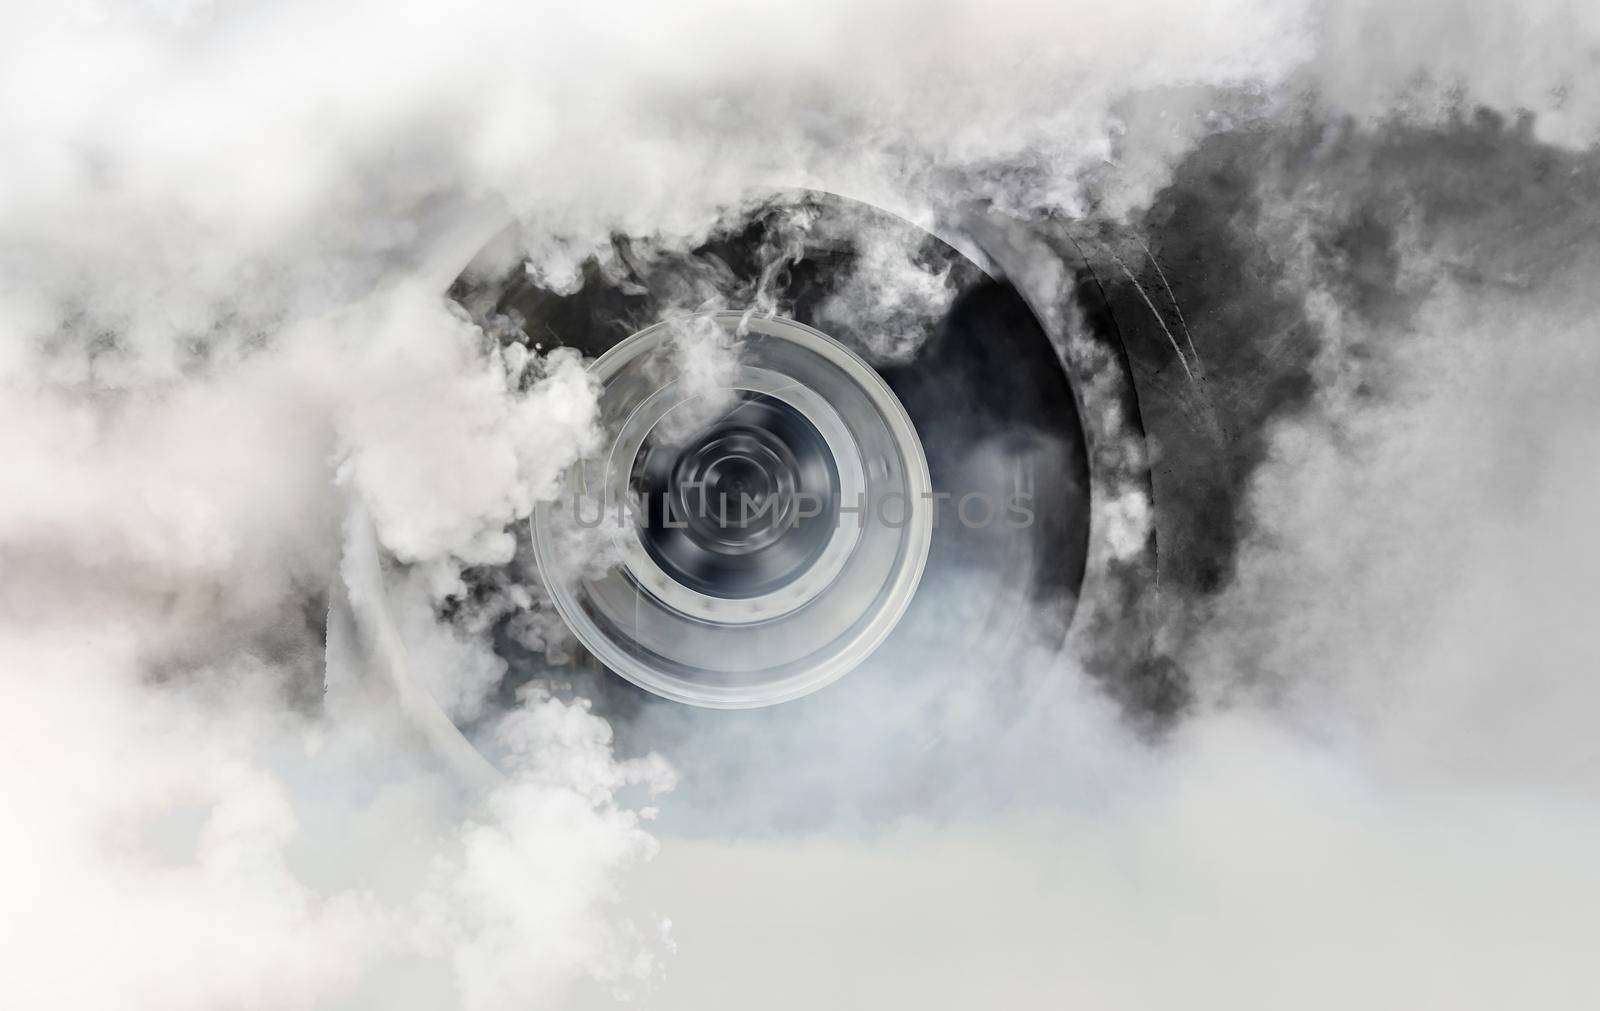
[3,0,1600,1009]
[586,144,1600,1009]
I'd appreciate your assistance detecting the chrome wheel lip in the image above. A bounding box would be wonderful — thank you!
[531,311,934,709]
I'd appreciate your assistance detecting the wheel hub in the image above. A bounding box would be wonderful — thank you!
[634,392,840,597]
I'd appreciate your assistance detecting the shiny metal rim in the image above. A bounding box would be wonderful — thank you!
[531,312,933,708]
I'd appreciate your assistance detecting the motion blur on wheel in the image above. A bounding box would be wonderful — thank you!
[335,189,1160,787]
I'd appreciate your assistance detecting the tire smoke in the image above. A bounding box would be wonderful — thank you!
[2,1,1598,1009]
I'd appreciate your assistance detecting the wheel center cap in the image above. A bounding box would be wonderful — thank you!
[634,392,840,595]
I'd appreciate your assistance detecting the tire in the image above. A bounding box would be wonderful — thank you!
[333,190,1159,796]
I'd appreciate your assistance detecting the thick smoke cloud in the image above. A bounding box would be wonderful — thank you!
[3,1,1599,1009]
[615,120,1600,1008]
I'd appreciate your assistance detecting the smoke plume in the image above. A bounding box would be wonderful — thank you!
[3,1,1599,1009]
